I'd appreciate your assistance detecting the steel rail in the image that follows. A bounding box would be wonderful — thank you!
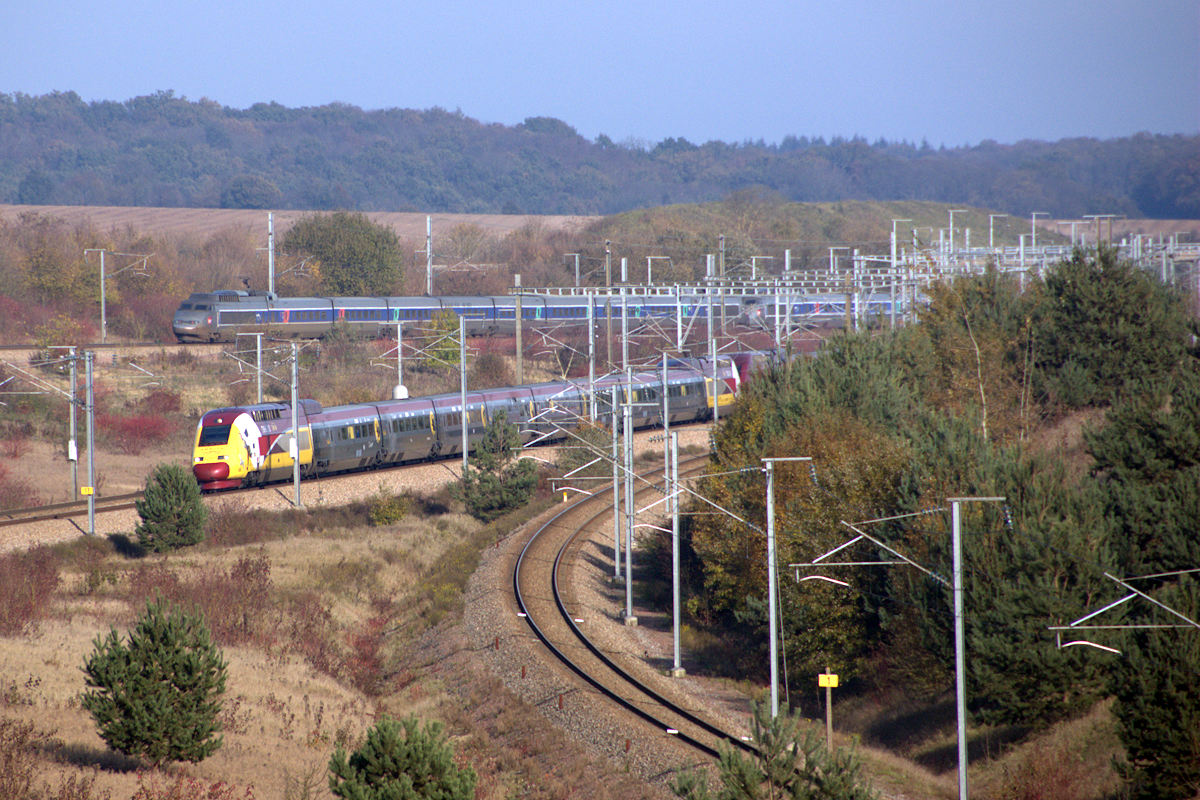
[513,456,757,762]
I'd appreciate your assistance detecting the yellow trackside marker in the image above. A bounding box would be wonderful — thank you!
[80,486,94,496]
[818,672,839,688]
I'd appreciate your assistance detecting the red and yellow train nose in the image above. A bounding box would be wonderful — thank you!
[193,412,253,490]
[193,461,230,483]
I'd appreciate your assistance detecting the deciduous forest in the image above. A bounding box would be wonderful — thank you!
[2,91,1197,218]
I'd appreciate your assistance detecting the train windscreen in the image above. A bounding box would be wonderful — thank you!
[198,424,232,447]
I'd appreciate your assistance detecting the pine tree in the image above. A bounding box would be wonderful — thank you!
[963,454,1115,727]
[1111,577,1200,800]
[328,715,476,800]
[456,410,536,522]
[135,462,208,552]
[671,701,878,800]
[81,596,227,768]
[1086,373,1200,578]
[1030,245,1190,408]
[1088,371,1200,798]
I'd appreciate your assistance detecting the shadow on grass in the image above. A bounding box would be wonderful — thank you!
[862,697,1033,773]
[46,740,143,773]
[909,724,1032,773]
[413,493,451,516]
[864,698,958,752]
[108,533,146,559]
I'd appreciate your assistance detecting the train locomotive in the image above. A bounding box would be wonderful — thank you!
[192,359,740,491]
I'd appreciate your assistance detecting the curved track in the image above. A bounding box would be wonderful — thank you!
[513,456,757,762]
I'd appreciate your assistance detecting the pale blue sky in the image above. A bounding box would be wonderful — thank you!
[5,0,1197,147]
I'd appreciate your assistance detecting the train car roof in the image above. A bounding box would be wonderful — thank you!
[219,296,270,311]
[270,297,335,309]
[331,297,389,308]
[370,397,436,415]
[473,386,536,402]
[383,297,445,309]
[199,400,323,425]
[540,295,587,307]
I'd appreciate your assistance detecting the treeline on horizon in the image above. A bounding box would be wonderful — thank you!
[1,90,1197,219]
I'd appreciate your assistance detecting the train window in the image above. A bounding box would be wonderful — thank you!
[198,425,231,447]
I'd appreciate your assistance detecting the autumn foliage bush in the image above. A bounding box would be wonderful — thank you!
[0,547,61,635]
[97,413,173,454]
[128,556,274,647]
[0,463,41,510]
[0,434,31,459]
[138,389,182,416]
[130,774,256,800]
[0,716,110,800]
[123,556,343,680]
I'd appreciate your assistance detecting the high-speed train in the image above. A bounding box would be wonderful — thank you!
[171,291,745,343]
[171,290,897,343]
[191,358,740,491]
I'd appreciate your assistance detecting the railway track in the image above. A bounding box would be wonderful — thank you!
[0,492,143,529]
[0,341,228,369]
[1,423,711,537]
[0,456,445,531]
[513,455,757,763]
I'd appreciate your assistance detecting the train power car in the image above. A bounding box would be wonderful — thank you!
[192,359,740,491]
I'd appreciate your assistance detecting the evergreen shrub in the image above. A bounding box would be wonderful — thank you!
[135,463,207,552]
[328,715,476,800]
[81,596,227,767]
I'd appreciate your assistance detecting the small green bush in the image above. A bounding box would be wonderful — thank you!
[672,701,877,800]
[367,488,410,526]
[135,463,208,552]
[329,715,476,800]
[455,411,536,522]
[81,595,227,768]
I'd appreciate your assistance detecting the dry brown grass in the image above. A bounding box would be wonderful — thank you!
[0,554,352,795]
[0,204,594,245]
[0,475,673,800]
[0,491,503,798]
[972,701,1123,800]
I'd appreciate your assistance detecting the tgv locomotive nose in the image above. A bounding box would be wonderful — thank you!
[193,462,230,482]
